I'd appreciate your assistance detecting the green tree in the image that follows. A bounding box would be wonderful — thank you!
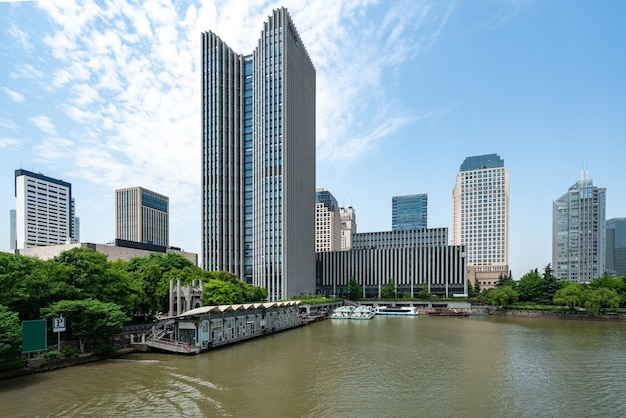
[53,248,142,316]
[496,272,515,288]
[419,284,433,300]
[488,286,519,307]
[41,299,129,353]
[0,305,22,362]
[517,269,544,302]
[553,282,584,309]
[203,280,245,305]
[582,287,620,315]
[381,279,396,299]
[541,264,561,303]
[348,276,362,300]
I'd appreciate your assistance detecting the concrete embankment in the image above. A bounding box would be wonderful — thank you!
[490,309,626,320]
[0,348,135,381]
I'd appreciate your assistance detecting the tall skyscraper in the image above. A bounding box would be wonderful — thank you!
[315,188,341,252]
[115,187,169,247]
[606,218,626,277]
[14,169,73,249]
[392,194,427,230]
[201,8,316,300]
[453,154,509,289]
[71,197,80,243]
[553,172,606,283]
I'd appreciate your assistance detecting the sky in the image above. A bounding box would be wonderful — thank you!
[1,0,625,278]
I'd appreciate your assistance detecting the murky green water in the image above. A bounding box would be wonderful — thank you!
[1,316,624,417]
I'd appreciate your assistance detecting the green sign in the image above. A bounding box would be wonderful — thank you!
[22,319,47,353]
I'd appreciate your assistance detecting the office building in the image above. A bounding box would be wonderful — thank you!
[316,188,341,252]
[606,218,626,277]
[392,194,427,230]
[353,228,448,249]
[201,8,316,300]
[14,169,73,249]
[552,172,606,283]
[71,197,80,242]
[115,187,169,247]
[453,154,509,289]
[340,206,357,251]
[9,209,17,250]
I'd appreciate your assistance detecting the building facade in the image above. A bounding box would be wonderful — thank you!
[353,228,448,249]
[452,154,509,289]
[14,169,73,249]
[606,218,626,277]
[315,188,341,252]
[115,187,169,247]
[392,194,427,230]
[9,209,16,250]
[201,8,316,300]
[552,172,606,283]
[340,206,357,251]
[316,245,467,298]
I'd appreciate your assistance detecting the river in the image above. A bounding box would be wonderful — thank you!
[1,315,624,417]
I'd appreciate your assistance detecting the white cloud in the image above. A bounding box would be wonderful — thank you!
[29,115,57,136]
[14,0,457,228]
[0,117,20,131]
[0,137,20,149]
[6,22,33,51]
[2,87,24,103]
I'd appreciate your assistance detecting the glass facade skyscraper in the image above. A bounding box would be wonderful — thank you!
[606,218,626,277]
[453,154,509,288]
[202,8,316,300]
[553,173,606,283]
[392,194,427,230]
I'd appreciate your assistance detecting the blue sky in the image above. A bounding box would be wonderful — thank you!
[1,0,625,278]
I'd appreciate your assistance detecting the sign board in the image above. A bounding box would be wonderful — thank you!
[22,319,47,353]
[53,316,66,332]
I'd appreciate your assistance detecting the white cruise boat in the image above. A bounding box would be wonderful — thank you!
[330,305,375,320]
[375,306,419,316]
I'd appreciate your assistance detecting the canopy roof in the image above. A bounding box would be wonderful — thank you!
[167,300,302,319]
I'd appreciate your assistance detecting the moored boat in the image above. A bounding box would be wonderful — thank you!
[427,309,469,317]
[375,306,419,316]
[330,305,376,320]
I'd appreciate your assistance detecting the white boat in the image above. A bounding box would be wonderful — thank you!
[330,306,353,319]
[351,305,376,320]
[375,306,419,316]
[330,305,375,320]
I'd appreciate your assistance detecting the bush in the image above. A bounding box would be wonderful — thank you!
[0,358,26,371]
[42,351,59,360]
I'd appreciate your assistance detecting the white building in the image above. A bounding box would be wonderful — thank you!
[14,169,74,249]
[453,154,509,289]
[340,207,357,251]
[315,188,341,252]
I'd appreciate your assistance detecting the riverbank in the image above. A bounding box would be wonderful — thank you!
[489,308,626,320]
[0,347,135,381]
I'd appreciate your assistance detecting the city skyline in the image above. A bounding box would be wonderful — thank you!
[1,1,626,277]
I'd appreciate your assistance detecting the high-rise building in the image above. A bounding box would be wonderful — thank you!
[392,194,427,230]
[453,154,509,289]
[115,187,169,247]
[340,206,357,251]
[606,218,626,277]
[201,8,316,300]
[552,172,606,283]
[70,197,80,243]
[9,209,17,250]
[316,188,341,252]
[14,169,73,249]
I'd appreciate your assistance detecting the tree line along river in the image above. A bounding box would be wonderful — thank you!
[1,315,625,417]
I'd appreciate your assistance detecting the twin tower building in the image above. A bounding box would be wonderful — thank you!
[200,8,504,299]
